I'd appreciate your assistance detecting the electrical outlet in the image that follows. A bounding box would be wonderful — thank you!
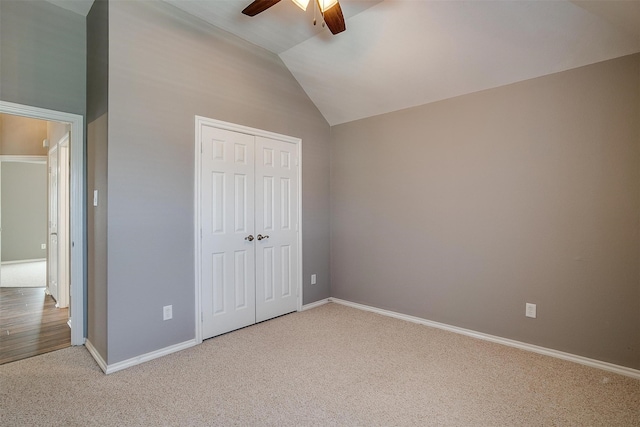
[163,305,173,321]
[311,274,317,285]
[41,244,46,250]
[525,303,536,318]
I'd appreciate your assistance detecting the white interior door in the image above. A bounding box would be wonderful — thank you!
[199,120,300,340]
[56,135,70,308]
[48,145,59,301]
[201,125,256,339]
[255,136,299,322]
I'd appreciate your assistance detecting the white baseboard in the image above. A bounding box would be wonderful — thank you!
[85,338,198,375]
[329,297,640,380]
[301,298,330,311]
[84,339,108,373]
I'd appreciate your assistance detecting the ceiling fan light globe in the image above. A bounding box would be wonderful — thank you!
[318,0,338,13]
[291,0,310,11]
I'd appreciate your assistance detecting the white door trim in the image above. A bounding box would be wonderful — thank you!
[194,116,303,343]
[0,100,85,345]
[0,155,48,163]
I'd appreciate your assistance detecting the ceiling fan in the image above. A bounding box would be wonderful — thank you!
[242,0,346,35]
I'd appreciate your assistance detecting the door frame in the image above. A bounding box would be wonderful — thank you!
[0,100,85,345]
[194,116,302,343]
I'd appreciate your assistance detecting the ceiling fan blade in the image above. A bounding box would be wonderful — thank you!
[242,0,282,17]
[321,1,346,35]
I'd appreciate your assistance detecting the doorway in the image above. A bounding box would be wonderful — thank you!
[0,101,85,351]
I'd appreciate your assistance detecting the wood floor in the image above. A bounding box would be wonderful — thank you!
[0,287,70,365]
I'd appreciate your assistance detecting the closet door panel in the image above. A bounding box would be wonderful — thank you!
[255,136,299,323]
[201,126,256,339]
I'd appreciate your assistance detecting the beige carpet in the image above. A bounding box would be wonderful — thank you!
[1,303,638,426]
[0,260,46,288]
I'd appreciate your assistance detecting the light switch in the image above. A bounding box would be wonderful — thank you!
[93,190,98,207]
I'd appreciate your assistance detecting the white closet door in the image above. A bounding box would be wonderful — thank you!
[48,146,59,302]
[254,136,299,323]
[201,126,256,339]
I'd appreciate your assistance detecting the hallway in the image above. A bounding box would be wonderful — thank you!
[0,287,70,364]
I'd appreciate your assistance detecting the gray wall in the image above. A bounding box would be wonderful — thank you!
[0,114,48,156]
[0,114,49,263]
[87,114,108,358]
[331,54,640,369]
[0,0,86,116]
[1,161,47,262]
[86,0,109,360]
[104,1,330,364]
[1,0,87,338]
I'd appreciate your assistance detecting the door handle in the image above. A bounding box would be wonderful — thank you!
[257,234,270,241]
[244,235,254,242]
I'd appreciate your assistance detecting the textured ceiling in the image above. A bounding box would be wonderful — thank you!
[47,0,640,126]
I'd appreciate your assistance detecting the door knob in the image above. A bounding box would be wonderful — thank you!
[257,234,270,241]
[245,235,254,242]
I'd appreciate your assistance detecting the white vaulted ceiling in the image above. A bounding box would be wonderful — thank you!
[49,0,640,126]
[278,0,640,124]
